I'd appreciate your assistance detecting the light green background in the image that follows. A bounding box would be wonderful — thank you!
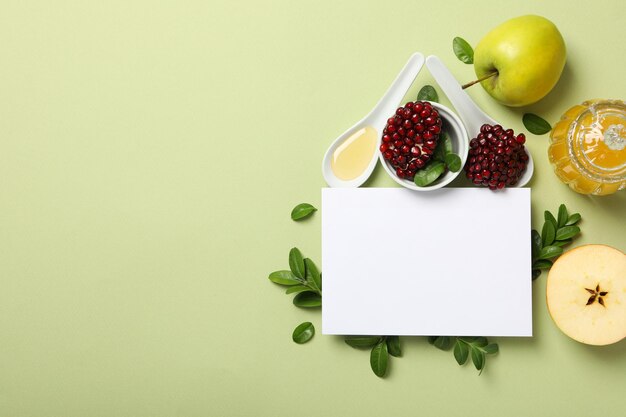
[1,1,624,415]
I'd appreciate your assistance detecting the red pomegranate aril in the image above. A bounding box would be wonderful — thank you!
[463,123,529,190]
[379,100,445,181]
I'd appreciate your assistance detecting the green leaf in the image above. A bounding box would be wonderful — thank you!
[544,210,557,229]
[291,203,317,221]
[542,220,556,247]
[533,259,553,270]
[553,238,572,247]
[417,85,439,102]
[445,153,462,172]
[531,269,541,280]
[304,258,321,292]
[414,161,445,187]
[370,340,389,378]
[433,133,450,162]
[555,225,580,241]
[471,348,485,372]
[531,230,542,263]
[285,285,310,294]
[345,336,381,348]
[473,337,488,348]
[452,37,474,64]
[539,245,563,260]
[557,204,568,227]
[269,270,302,286]
[523,113,552,135]
[566,213,582,226]
[386,336,402,357]
[289,247,306,279]
[453,340,469,365]
[430,336,454,351]
[293,291,321,308]
[292,322,315,344]
[483,343,499,354]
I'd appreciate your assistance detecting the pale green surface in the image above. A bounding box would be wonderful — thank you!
[0,1,625,416]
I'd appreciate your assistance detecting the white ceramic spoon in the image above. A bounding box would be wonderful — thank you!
[425,55,534,187]
[322,53,425,187]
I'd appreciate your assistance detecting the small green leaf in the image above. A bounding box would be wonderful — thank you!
[452,37,474,64]
[454,340,469,365]
[293,291,321,308]
[539,245,563,260]
[473,337,488,348]
[542,220,556,247]
[553,239,572,247]
[386,336,402,357]
[533,259,553,270]
[445,153,462,172]
[483,343,499,354]
[544,210,557,228]
[555,225,580,241]
[289,247,306,279]
[566,213,582,226]
[431,336,454,351]
[304,258,322,292]
[269,270,302,286]
[523,113,552,135]
[291,203,317,221]
[345,336,381,348]
[370,340,389,378]
[285,285,311,294]
[433,133,450,162]
[532,269,541,280]
[414,161,445,187]
[292,322,315,344]
[471,348,485,372]
[417,85,439,102]
[557,204,568,227]
[531,230,542,262]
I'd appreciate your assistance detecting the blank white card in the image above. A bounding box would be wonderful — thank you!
[322,188,532,336]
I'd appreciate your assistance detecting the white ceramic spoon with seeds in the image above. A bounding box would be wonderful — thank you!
[426,55,534,187]
[322,53,425,187]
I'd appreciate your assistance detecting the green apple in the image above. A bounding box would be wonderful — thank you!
[473,15,566,107]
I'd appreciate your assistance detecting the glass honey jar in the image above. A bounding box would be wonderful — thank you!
[548,99,626,195]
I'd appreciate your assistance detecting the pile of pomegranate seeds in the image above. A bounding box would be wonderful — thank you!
[464,124,529,190]
[379,101,443,180]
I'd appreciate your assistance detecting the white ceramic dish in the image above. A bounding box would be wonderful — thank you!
[425,55,534,187]
[322,53,425,188]
[379,101,469,191]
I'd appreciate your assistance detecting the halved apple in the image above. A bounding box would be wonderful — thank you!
[547,244,626,346]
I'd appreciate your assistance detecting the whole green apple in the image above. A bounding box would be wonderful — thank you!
[473,15,566,107]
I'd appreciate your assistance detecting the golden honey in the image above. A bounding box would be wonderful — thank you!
[330,126,377,181]
[548,99,626,195]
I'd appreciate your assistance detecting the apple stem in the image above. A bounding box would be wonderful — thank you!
[462,71,498,90]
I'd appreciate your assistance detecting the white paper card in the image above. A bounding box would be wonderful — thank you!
[322,188,532,336]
